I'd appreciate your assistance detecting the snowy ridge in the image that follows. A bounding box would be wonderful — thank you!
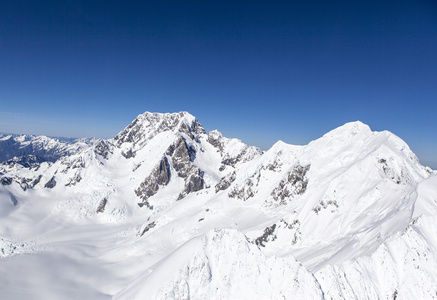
[0,113,436,299]
[115,229,323,300]
[316,174,437,299]
[0,133,96,163]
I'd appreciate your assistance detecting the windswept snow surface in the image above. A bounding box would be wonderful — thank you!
[0,112,436,299]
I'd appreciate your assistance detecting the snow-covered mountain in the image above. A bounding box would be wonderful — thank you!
[0,111,436,299]
[0,133,96,163]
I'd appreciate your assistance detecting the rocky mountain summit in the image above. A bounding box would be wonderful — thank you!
[0,111,436,299]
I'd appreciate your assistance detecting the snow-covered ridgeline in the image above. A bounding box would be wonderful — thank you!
[0,111,435,299]
[0,133,96,163]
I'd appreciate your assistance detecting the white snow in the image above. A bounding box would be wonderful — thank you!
[0,113,436,299]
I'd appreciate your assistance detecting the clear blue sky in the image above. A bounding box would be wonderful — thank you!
[1,0,436,168]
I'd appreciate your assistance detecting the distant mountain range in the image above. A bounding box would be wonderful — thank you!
[1,111,436,299]
[0,133,96,163]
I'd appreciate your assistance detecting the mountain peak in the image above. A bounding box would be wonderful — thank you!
[113,111,205,155]
[323,121,372,138]
[139,111,195,123]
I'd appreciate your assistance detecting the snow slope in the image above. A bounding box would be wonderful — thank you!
[0,111,436,299]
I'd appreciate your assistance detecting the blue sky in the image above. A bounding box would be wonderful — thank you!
[1,0,436,168]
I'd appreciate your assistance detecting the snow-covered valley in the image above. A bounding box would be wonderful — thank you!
[1,111,436,299]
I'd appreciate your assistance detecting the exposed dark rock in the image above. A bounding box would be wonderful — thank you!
[137,201,154,209]
[19,177,33,191]
[255,224,277,247]
[207,130,224,152]
[139,221,156,236]
[96,198,108,213]
[178,121,205,142]
[136,133,205,204]
[157,117,180,135]
[178,169,205,200]
[219,150,249,170]
[1,177,13,186]
[122,148,136,159]
[71,157,84,169]
[65,172,82,187]
[220,159,237,171]
[313,200,339,214]
[378,158,411,185]
[1,174,43,193]
[220,155,239,171]
[31,175,42,188]
[228,176,258,201]
[187,144,197,162]
[270,163,310,206]
[114,117,142,146]
[132,163,141,172]
[215,171,236,193]
[219,146,261,171]
[264,160,282,172]
[207,130,261,172]
[60,157,85,173]
[189,118,206,135]
[280,218,301,245]
[280,218,300,230]
[135,156,171,207]
[166,137,205,201]
[253,219,301,248]
[44,176,56,189]
[94,140,113,159]
[166,137,195,177]
[187,170,204,193]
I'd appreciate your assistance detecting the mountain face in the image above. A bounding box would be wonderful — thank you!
[0,111,436,299]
